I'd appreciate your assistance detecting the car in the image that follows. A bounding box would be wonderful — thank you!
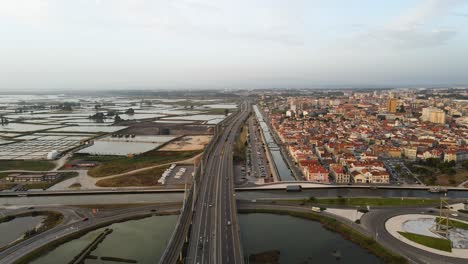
[451,213,459,217]
[27,206,35,210]
[209,204,213,207]
[82,217,89,221]
[227,221,231,226]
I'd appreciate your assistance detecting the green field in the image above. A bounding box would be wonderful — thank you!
[398,232,452,252]
[435,217,468,230]
[0,160,55,171]
[87,150,201,177]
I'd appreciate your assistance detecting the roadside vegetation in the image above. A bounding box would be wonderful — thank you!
[0,160,55,171]
[82,150,201,177]
[233,124,247,162]
[239,209,407,264]
[283,197,440,207]
[406,159,468,186]
[398,232,452,252]
[96,165,170,187]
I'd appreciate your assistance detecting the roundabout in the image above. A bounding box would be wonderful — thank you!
[385,213,468,259]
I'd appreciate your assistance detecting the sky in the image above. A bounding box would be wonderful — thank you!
[0,0,468,91]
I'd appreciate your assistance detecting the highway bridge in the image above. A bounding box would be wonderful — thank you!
[159,101,249,264]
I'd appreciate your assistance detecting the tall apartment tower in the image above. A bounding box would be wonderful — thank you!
[289,97,297,112]
[422,107,446,124]
[387,98,397,113]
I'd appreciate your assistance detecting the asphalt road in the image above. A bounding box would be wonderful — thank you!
[247,115,271,181]
[0,204,180,264]
[362,208,468,264]
[186,101,249,264]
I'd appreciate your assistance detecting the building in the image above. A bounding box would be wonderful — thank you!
[289,97,297,112]
[404,147,417,160]
[6,173,60,183]
[387,98,397,113]
[47,150,60,160]
[421,107,446,124]
[305,164,329,183]
[329,164,349,183]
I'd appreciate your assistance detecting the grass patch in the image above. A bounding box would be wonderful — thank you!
[0,183,14,190]
[398,232,451,252]
[0,160,55,171]
[435,217,468,230]
[87,150,201,177]
[288,197,440,207]
[239,208,407,264]
[69,182,81,188]
[95,165,170,187]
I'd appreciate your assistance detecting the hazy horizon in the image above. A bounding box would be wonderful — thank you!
[1,0,468,90]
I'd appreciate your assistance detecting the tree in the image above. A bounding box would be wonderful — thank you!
[114,115,122,122]
[107,110,117,116]
[463,160,468,170]
[224,109,229,116]
[125,108,135,115]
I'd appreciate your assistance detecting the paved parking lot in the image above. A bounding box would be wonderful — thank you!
[165,165,194,186]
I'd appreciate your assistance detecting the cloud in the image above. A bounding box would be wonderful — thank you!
[0,0,50,24]
[366,28,457,49]
[350,0,463,50]
[392,0,463,29]
[452,12,468,18]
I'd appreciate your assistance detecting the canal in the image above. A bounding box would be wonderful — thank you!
[0,216,45,248]
[29,215,177,264]
[239,213,382,263]
[253,105,294,181]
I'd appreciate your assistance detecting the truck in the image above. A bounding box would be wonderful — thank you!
[311,207,321,213]
[286,185,302,192]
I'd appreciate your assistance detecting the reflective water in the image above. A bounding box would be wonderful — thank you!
[30,215,177,264]
[0,216,45,248]
[239,213,382,264]
[253,105,294,181]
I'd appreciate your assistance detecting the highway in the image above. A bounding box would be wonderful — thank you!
[185,101,249,264]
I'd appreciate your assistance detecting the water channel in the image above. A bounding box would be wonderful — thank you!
[239,213,382,264]
[29,215,177,264]
[253,105,294,181]
[0,216,45,248]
